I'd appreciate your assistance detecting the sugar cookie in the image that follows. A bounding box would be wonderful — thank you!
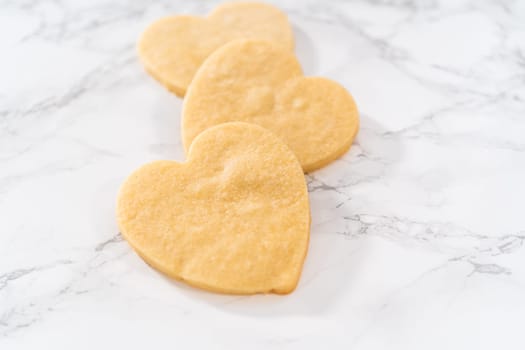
[182,40,359,172]
[138,2,294,96]
[117,122,310,294]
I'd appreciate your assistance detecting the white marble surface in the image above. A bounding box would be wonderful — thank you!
[1,0,525,348]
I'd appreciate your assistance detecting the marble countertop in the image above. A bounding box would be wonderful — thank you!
[2,0,525,348]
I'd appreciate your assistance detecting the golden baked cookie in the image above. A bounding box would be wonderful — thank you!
[117,122,310,294]
[138,2,294,96]
[182,40,359,172]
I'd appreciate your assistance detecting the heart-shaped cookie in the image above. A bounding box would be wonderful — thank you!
[117,122,310,294]
[138,2,293,96]
[182,40,360,173]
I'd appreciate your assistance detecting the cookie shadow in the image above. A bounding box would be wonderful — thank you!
[158,114,404,317]
[293,24,319,75]
[148,86,186,161]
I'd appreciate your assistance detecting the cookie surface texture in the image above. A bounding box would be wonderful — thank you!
[138,2,294,96]
[182,40,360,172]
[117,122,310,294]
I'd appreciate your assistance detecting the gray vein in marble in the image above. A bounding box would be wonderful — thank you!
[0,233,130,337]
[467,260,512,276]
[94,233,123,252]
[342,214,525,251]
[0,260,73,291]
